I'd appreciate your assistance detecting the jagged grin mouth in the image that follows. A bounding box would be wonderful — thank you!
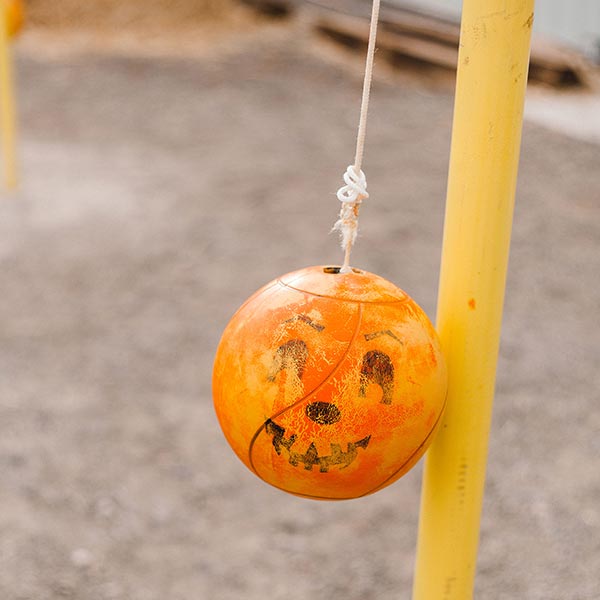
[264,419,371,473]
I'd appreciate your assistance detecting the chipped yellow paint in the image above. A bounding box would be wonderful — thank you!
[413,0,535,598]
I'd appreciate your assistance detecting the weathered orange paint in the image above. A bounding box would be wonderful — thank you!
[3,0,24,38]
[213,266,448,500]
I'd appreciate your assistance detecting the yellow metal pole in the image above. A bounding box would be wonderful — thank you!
[412,1,535,598]
[0,2,18,190]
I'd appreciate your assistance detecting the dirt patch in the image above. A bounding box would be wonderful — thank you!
[19,0,269,59]
[24,0,238,28]
[4,7,599,600]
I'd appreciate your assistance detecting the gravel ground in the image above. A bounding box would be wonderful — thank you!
[1,23,599,600]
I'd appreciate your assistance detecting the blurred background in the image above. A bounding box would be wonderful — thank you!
[1,1,599,599]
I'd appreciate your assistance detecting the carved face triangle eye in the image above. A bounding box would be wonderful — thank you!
[267,339,309,382]
[267,316,325,382]
[359,350,395,404]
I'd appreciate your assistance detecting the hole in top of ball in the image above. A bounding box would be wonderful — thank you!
[323,266,363,275]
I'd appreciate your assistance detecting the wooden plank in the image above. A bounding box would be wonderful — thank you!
[239,0,591,87]
[317,13,458,70]
[312,2,590,87]
[238,0,294,17]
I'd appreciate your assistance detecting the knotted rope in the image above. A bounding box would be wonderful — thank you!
[332,0,381,273]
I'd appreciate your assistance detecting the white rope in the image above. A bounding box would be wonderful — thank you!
[333,0,381,273]
[336,165,369,204]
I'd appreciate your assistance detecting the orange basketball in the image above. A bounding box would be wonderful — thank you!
[213,266,447,500]
[3,0,24,38]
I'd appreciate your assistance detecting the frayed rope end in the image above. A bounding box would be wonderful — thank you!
[331,203,359,251]
[332,164,367,254]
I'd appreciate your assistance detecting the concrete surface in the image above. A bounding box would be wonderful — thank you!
[1,25,599,600]
[525,88,600,145]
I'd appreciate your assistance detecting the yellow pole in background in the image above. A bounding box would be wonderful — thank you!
[413,0,535,598]
[0,1,18,190]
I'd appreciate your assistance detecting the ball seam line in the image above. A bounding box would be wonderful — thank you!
[358,390,449,499]
[277,279,410,305]
[247,302,364,476]
[258,393,447,501]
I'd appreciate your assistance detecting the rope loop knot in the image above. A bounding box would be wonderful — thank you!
[336,165,369,204]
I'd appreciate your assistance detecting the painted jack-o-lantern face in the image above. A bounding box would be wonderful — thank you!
[213,266,447,500]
